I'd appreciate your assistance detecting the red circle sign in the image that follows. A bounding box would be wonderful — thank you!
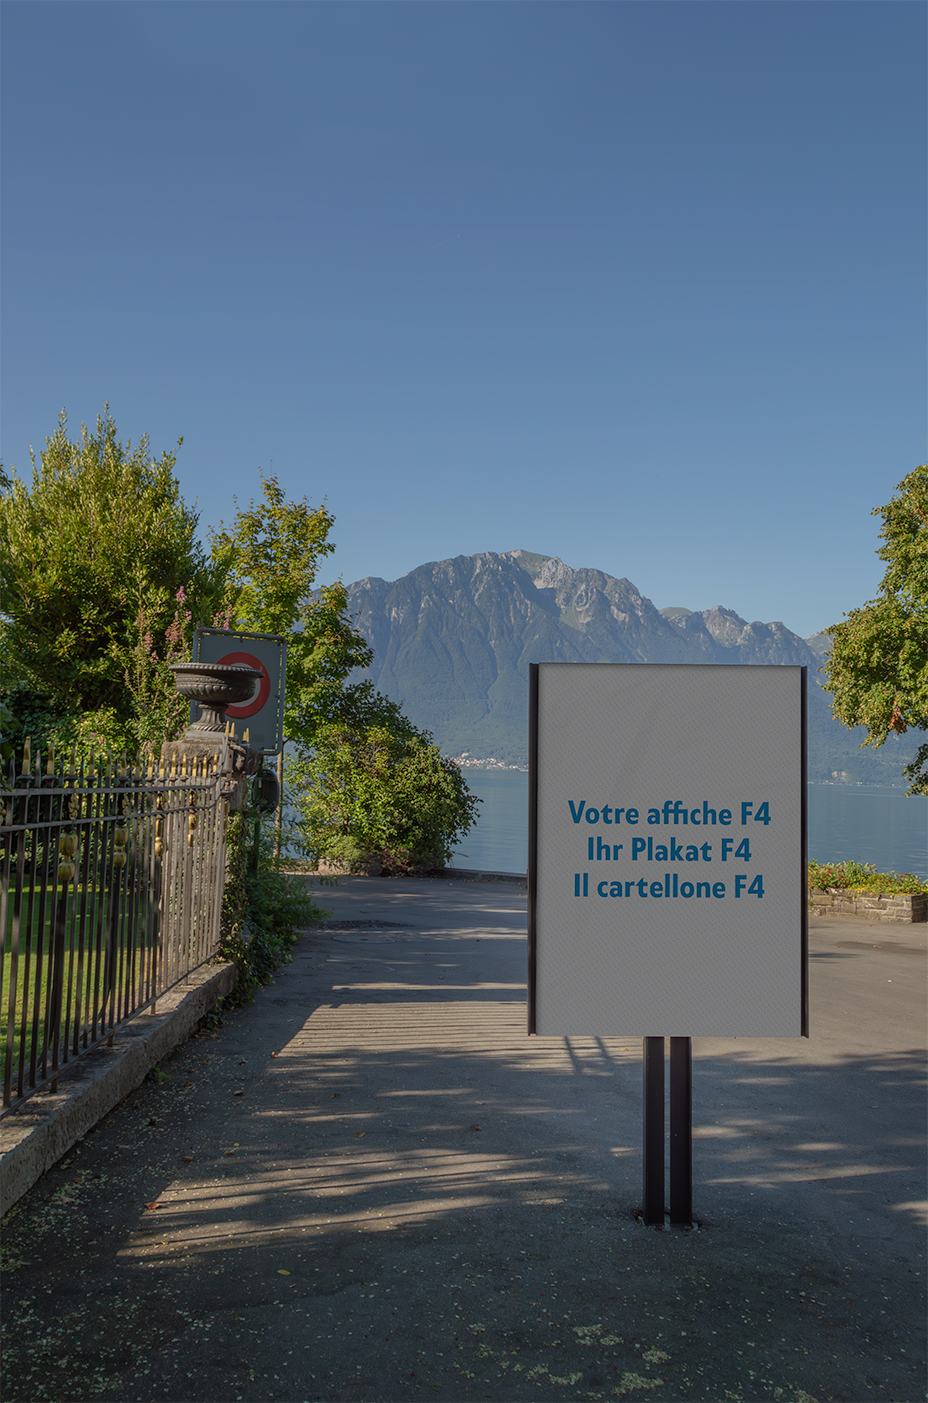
[218,652,271,719]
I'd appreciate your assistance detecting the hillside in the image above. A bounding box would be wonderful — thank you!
[343,550,917,785]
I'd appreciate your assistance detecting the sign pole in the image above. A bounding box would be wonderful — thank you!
[642,1036,665,1224]
[529,663,808,1230]
[669,1036,693,1226]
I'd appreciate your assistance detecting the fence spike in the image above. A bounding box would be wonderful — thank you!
[46,740,56,775]
[21,736,31,776]
[243,727,250,744]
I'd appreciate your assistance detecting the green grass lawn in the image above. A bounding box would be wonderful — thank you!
[2,882,158,1091]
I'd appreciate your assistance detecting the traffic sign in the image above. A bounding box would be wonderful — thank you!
[192,628,287,755]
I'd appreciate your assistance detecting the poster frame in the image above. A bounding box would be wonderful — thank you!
[527,662,809,1038]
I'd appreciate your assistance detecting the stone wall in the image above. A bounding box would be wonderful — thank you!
[808,888,927,924]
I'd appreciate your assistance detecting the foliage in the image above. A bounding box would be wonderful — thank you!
[219,804,330,1005]
[212,475,479,869]
[210,475,374,746]
[0,697,16,766]
[807,859,926,895]
[823,466,928,794]
[296,719,480,874]
[0,408,232,761]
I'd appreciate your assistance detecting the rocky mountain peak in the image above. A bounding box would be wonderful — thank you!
[341,549,915,782]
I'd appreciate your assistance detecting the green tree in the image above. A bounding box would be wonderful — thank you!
[0,408,231,759]
[212,475,478,867]
[823,465,928,794]
[209,474,373,745]
[297,717,480,874]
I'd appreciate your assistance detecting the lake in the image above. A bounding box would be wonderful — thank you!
[450,770,928,880]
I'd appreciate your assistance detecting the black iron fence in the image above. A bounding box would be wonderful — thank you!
[1,744,229,1113]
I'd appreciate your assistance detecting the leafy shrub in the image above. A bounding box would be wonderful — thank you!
[295,721,480,874]
[220,805,329,1005]
[808,859,927,895]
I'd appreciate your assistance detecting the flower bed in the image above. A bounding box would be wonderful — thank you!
[807,861,927,923]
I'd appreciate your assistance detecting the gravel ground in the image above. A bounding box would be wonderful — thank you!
[1,877,925,1403]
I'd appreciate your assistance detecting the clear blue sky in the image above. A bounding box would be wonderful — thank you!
[2,1,924,640]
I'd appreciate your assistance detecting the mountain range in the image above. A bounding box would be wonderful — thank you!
[343,550,916,785]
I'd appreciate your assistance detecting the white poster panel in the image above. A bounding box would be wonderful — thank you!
[529,664,807,1037]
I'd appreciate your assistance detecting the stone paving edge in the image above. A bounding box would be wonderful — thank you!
[0,959,235,1217]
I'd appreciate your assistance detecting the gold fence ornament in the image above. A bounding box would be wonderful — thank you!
[188,792,198,847]
[113,823,129,870]
[243,728,250,744]
[21,737,31,777]
[46,740,56,776]
[58,831,77,884]
[154,792,165,858]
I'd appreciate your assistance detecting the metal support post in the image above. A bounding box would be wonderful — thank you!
[669,1036,693,1226]
[642,1036,665,1225]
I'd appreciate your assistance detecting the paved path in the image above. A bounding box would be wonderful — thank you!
[2,877,925,1403]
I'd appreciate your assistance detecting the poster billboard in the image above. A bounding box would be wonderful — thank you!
[528,663,807,1038]
[192,628,287,756]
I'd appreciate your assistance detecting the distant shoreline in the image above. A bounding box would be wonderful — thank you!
[448,755,528,771]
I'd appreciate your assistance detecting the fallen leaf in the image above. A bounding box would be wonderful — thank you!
[271,1051,279,1058]
[224,1150,235,1156]
[331,1092,340,1098]
[182,1156,194,1162]
[467,1124,482,1132]
[184,1080,192,1088]
[233,1091,244,1097]
[278,1269,291,1276]
[356,1132,365,1138]
[144,1202,162,1211]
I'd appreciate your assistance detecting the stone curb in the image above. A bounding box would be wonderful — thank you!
[439,867,528,886]
[0,960,236,1217]
[809,888,927,923]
